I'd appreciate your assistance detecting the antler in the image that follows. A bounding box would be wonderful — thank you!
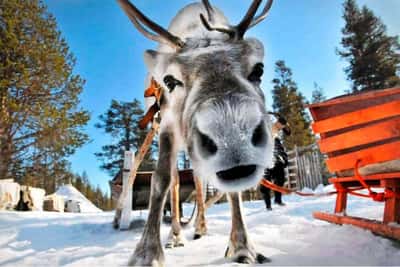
[202,0,214,22]
[249,0,274,28]
[200,0,273,40]
[117,0,185,49]
[236,0,263,37]
[199,14,236,39]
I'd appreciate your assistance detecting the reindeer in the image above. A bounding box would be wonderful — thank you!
[117,0,274,265]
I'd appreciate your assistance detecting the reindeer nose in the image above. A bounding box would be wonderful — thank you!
[251,121,267,147]
[216,165,257,182]
[197,130,218,157]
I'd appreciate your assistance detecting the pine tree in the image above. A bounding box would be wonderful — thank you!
[338,0,400,92]
[271,60,314,150]
[95,99,155,177]
[81,171,90,196]
[73,174,84,193]
[0,0,89,183]
[311,83,327,104]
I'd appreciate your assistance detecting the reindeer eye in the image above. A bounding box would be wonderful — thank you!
[248,63,264,83]
[163,75,183,93]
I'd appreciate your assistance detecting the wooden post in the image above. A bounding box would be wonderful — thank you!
[120,151,134,230]
[382,179,400,224]
[113,120,159,229]
[294,145,301,189]
[334,182,347,214]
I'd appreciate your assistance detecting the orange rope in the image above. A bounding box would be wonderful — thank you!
[260,178,337,197]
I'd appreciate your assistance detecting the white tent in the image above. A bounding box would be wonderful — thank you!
[56,184,102,213]
[0,179,20,210]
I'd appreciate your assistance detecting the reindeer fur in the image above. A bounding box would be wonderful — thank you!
[117,1,274,266]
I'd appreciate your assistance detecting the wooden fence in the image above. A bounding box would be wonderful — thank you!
[286,144,328,190]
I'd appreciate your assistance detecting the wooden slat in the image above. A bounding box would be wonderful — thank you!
[308,87,400,109]
[319,117,400,153]
[312,100,400,134]
[313,212,400,240]
[326,141,400,172]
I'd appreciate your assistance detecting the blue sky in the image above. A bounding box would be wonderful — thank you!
[43,0,400,194]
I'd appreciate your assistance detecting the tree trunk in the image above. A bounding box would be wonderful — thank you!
[0,136,13,180]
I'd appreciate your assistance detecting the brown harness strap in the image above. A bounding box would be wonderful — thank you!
[138,77,163,129]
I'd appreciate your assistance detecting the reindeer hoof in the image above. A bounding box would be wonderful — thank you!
[128,258,163,267]
[234,253,270,264]
[226,246,271,264]
[112,216,120,229]
[165,241,184,249]
[236,255,253,264]
[128,254,164,267]
[128,242,164,266]
[193,234,202,240]
[256,253,271,263]
[165,232,185,249]
[112,219,119,229]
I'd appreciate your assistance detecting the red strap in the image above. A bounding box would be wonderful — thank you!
[354,159,400,201]
[260,178,336,197]
[259,161,400,201]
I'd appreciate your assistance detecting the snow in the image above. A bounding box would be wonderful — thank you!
[55,185,102,213]
[0,185,399,266]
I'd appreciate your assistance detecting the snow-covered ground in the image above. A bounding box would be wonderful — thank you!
[0,187,399,266]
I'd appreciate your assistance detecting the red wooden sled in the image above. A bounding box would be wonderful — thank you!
[308,87,400,240]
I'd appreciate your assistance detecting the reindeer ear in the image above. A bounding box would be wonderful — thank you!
[245,38,264,59]
[144,49,172,73]
[144,50,159,70]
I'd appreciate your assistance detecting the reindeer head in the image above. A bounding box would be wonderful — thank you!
[118,0,274,192]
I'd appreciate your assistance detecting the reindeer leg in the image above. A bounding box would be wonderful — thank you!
[165,166,186,248]
[193,176,207,239]
[128,132,175,267]
[225,192,270,264]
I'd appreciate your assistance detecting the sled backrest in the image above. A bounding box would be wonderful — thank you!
[309,87,400,174]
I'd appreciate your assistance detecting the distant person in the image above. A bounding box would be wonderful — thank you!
[260,113,291,210]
